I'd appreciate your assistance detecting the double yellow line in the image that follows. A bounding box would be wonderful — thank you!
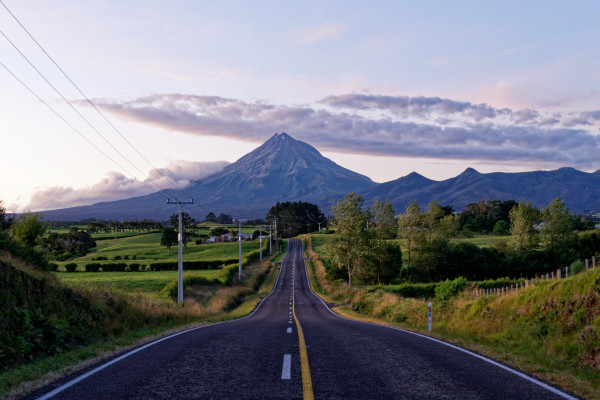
[292,260,314,400]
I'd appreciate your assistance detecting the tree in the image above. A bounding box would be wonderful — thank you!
[397,201,426,269]
[204,212,217,222]
[169,212,196,246]
[11,212,46,247]
[216,213,233,224]
[493,220,510,235]
[160,227,178,250]
[509,201,539,252]
[209,226,229,236]
[266,201,326,238]
[326,193,368,287]
[368,198,399,284]
[539,197,576,267]
[0,200,13,232]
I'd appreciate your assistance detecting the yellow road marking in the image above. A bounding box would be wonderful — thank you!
[292,262,314,400]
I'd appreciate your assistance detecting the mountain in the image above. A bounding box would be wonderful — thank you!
[359,167,600,214]
[40,133,376,220]
[39,133,600,221]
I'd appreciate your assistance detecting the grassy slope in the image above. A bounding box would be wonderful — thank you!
[304,234,600,400]
[55,270,221,295]
[56,235,261,269]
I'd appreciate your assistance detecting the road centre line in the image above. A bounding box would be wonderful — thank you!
[292,250,314,400]
[281,354,291,379]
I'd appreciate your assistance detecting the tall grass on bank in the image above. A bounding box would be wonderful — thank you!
[303,235,600,400]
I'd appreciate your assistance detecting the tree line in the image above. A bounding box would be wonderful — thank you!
[326,194,600,286]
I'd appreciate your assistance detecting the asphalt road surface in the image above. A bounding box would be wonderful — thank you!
[26,239,578,400]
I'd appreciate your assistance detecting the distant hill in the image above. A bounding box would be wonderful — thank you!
[358,167,600,214]
[39,133,600,220]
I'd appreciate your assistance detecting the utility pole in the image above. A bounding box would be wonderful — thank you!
[167,198,193,304]
[269,224,272,255]
[238,219,242,280]
[259,226,262,261]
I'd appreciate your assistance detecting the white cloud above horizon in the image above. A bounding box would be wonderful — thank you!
[22,160,229,212]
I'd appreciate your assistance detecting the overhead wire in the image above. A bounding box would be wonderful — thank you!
[0,60,169,200]
[0,0,195,201]
[0,27,176,199]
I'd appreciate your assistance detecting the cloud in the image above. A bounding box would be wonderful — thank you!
[25,160,228,211]
[292,22,347,44]
[93,93,600,172]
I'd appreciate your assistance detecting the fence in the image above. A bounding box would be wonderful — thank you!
[473,256,596,298]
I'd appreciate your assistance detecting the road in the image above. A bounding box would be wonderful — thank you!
[26,238,578,399]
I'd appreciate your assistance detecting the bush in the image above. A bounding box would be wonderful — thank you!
[102,263,127,272]
[570,259,585,275]
[371,283,436,299]
[48,263,59,271]
[65,263,78,272]
[128,263,140,272]
[149,260,238,271]
[435,276,468,301]
[84,263,101,272]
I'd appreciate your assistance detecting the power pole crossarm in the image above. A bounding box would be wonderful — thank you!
[166,198,194,304]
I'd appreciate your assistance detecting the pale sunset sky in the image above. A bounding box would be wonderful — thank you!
[1,1,599,212]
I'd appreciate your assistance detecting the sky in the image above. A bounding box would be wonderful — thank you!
[1,1,600,213]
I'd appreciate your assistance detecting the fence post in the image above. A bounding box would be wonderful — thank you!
[557,269,561,279]
[586,259,589,270]
[593,256,596,269]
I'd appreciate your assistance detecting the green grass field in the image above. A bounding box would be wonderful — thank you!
[54,270,221,295]
[57,235,263,270]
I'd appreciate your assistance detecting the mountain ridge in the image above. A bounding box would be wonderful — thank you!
[37,133,600,220]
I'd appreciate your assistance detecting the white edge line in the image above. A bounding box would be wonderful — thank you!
[299,239,579,400]
[37,243,292,400]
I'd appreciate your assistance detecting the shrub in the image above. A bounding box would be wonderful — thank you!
[128,263,140,272]
[48,263,59,271]
[570,259,585,275]
[371,283,436,299]
[113,255,122,261]
[84,263,101,272]
[65,263,78,272]
[435,276,468,301]
[102,263,127,272]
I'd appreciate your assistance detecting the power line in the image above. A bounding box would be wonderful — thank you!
[0,28,175,198]
[0,0,196,201]
[0,61,169,200]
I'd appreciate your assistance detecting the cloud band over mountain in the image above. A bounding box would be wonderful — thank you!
[25,160,229,212]
[93,93,600,171]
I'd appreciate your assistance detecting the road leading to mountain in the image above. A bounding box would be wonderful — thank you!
[26,239,577,399]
